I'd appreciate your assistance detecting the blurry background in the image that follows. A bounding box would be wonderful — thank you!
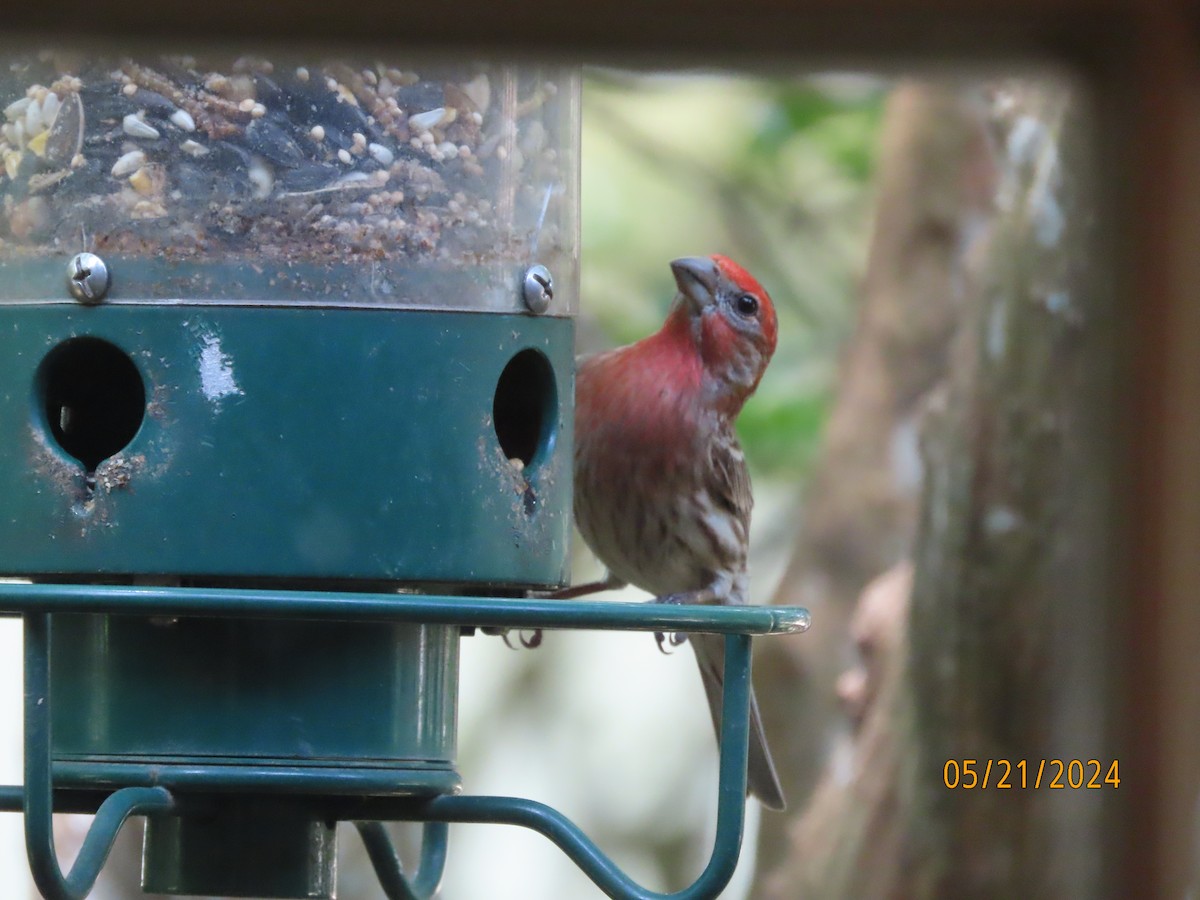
[0,65,1120,899]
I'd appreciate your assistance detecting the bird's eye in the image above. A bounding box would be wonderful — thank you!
[734,293,759,317]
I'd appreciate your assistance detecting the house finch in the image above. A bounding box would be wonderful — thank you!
[569,254,784,810]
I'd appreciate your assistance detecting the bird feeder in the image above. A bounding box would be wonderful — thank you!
[0,43,809,900]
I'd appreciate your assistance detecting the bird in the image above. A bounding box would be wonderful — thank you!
[566,254,784,810]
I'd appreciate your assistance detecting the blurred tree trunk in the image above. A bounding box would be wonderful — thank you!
[753,81,991,880]
[757,80,1116,897]
[904,83,1113,897]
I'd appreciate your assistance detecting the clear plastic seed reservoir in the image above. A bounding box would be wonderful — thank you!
[0,52,578,309]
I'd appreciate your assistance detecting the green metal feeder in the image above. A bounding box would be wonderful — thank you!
[0,43,809,900]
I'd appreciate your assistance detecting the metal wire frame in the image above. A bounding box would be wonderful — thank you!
[0,584,810,900]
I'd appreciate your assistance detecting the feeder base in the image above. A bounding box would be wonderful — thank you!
[142,798,336,899]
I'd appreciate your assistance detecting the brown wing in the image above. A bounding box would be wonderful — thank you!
[707,426,753,534]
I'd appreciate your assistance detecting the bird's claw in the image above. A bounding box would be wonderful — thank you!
[500,628,543,650]
[521,629,544,649]
[652,593,691,653]
[654,630,689,654]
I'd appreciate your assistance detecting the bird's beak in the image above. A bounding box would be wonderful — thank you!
[670,257,720,313]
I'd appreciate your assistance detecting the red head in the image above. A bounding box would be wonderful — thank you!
[663,254,778,407]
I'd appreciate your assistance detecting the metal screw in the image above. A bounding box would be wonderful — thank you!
[67,253,109,304]
[522,265,553,314]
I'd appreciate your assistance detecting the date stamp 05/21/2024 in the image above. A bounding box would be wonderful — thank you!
[943,759,1121,790]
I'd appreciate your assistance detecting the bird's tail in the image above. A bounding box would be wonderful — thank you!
[693,633,786,811]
